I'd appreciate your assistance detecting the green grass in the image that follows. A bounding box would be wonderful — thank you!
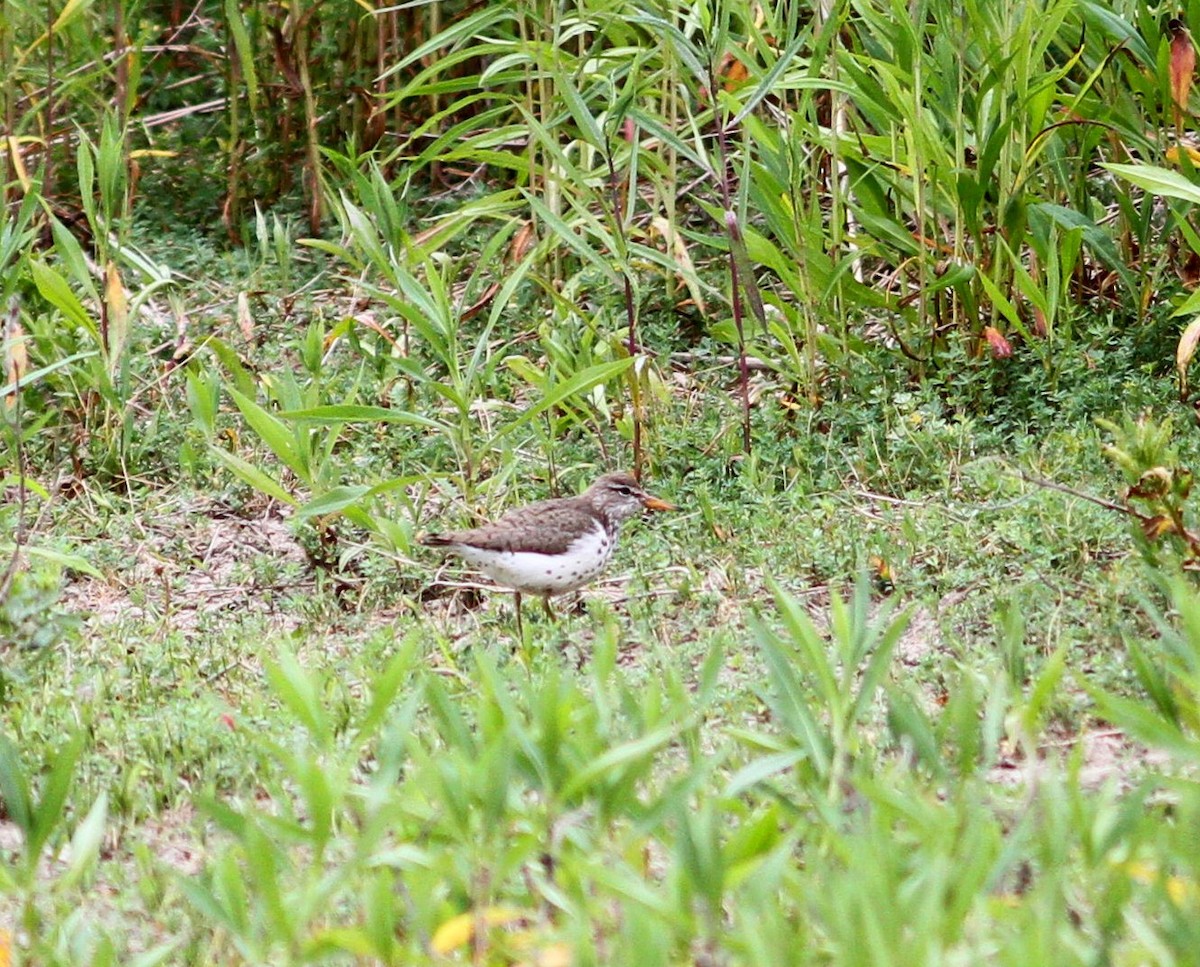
[4,332,1200,962]
[9,0,1200,960]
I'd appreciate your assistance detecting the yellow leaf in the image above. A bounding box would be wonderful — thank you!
[0,929,11,967]
[1166,143,1200,165]
[104,261,128,372]
[6,137,30,191]
[1121,860,1199,906]
[1178,314,1200,398]
[430,906,529,955]
[51,0,94,32]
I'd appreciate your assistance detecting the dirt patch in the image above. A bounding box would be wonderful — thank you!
[988,727,1173,791]
[62,499,312,636]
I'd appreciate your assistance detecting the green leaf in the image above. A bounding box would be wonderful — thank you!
[29,730,85,859]
[751,613,832,776]
[490,357,634,443]
[0,350,98,399]
[0,732,33,838]
[1086,683,1200,762]
[723,749,807,797]
[224,0,260,113]
[294,485,372,521]
[304,928,379,958]
[1104,162,1200,205]
[266,649,330,744]
[730,34,807,126]
[277,404,442,430]
[555,66,605,149]
[354,644,420,746]
[210,447,297,506]
[229,388,309,480]
[204,336,256,396]
[19,544,102,578]
[60,792,108,889]
[28,260,96,334]
[560,724,678,801]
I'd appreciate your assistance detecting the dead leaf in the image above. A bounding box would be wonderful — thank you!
[3,304,27,409]
[6,137,30,191]
[1141,515,1177,541]
[870,554,894,592]
[1171,19,1196,130]
[1122,860,1200,906]
[510,219,535,262]
[1178,315,1200,399]
[720,51,750,91]
[515,940,573,967]
[651,215,706,314]
[1179,249,1200,288]
[1130,467,1173,501]
[237,291,254,343]
[983,325,1012,359]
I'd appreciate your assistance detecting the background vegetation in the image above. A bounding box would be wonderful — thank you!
[5,0,1200,962]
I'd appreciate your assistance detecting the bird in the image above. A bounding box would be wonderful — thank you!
[420,471,676,637]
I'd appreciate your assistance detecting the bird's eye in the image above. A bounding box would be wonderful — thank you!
[616,485,634,495]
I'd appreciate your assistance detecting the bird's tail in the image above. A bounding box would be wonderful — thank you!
[418,533,453,547]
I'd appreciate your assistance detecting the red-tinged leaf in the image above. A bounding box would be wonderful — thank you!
[983,326,1012,358]
[1171,20,1196,123]
[1032,306,1047,338]
[720,50,750,91]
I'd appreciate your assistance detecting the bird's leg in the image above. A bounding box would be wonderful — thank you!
[514,590,524,641]
[542,595,556,620]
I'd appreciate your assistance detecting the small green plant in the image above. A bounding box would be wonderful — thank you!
[743,575,911,801]
[1091,576,1200,763]
[1099,412,1200,571]
[0,730,108,950]
[0,561,80,653]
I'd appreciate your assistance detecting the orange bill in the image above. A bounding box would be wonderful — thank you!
[641,495,678,512]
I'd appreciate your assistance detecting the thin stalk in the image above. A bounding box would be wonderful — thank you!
[712,107,751,453]
[1,0,11,197]
[223,12,243,239]
[604,140,642,477]
[295,10,322,232]
[43,0,54,198]
[427,1,440,181]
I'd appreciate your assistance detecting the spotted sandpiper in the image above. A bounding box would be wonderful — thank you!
[420,471,676,636]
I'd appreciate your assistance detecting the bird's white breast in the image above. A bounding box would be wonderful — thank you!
[453,521,614,595]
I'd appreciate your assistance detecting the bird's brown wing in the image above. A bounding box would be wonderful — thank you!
[431,498,597,555]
